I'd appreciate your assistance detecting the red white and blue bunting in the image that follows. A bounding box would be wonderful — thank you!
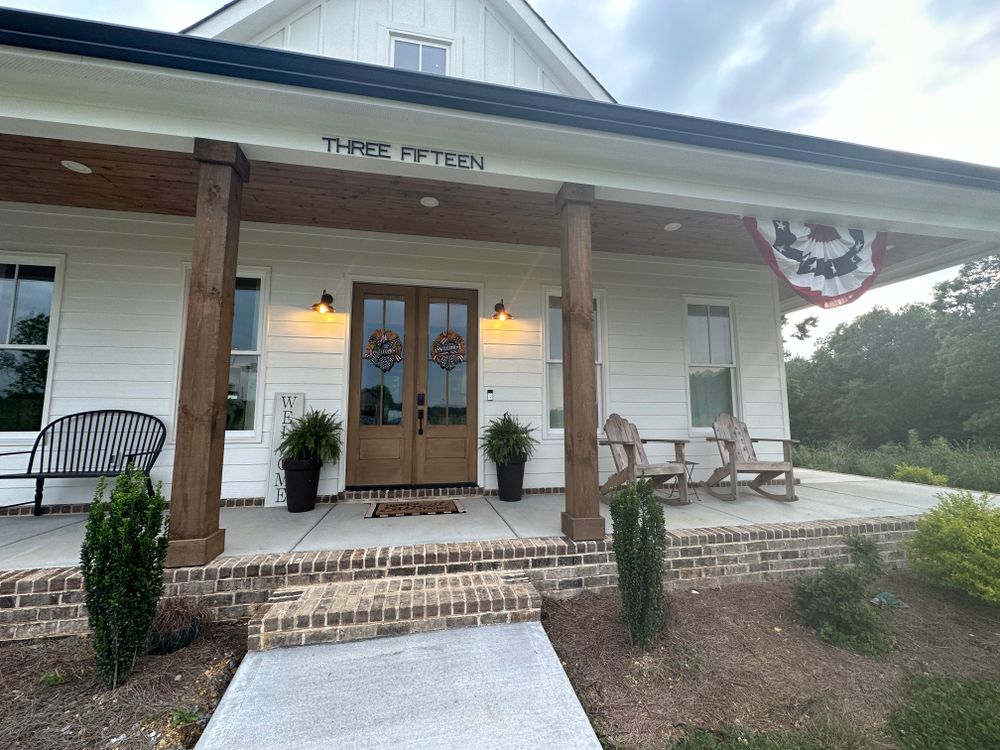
[743,218,888,308]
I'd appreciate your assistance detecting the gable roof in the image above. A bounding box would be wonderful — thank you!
[181,0,615,102]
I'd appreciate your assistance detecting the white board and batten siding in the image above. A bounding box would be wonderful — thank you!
[0,203,789,507]
[251,0,573,94]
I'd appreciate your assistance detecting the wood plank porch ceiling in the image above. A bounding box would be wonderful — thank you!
[0,135,959,299]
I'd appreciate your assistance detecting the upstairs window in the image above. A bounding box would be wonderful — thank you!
[392,37,448,75]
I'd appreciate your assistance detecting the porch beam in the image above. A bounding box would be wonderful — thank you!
[556,183,606,541]
[166,139,249,568]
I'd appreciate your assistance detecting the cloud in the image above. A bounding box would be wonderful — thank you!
[0,0,218,31]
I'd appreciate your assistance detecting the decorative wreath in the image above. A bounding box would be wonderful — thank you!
[430,330,467,371]
[364,328,403,372]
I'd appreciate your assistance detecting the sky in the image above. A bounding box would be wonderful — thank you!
[4,0,999,357]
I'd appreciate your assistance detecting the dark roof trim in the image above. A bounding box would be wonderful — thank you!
[2,9,1000,192]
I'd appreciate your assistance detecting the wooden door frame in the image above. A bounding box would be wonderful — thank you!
[343,279,482,489]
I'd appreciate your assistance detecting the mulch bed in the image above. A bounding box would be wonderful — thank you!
[0,623,247,750]
[543,571,1000,749]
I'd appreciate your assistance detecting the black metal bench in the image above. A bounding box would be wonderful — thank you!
[0,410,167,515]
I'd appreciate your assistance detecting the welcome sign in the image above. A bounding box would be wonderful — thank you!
[266,393,306,507]
[322,136,485,170]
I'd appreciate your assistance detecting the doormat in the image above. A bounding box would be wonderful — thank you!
[366,499,467,519]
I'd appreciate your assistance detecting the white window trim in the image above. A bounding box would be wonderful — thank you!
[541,286,607,441]
[389,32,451,75]
[173,265,270,445]
[0,252,64,445]
[683,296,740,436]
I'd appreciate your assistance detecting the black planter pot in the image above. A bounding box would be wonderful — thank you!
[281,458,321,512]
[496,455,527,502]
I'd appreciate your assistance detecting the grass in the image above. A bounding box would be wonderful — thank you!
[890,674,1000,750]
[795,433,1000,493]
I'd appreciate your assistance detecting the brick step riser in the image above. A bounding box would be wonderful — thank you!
[253,608,540,650]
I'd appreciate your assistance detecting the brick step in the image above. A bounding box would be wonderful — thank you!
[248,572,541,651]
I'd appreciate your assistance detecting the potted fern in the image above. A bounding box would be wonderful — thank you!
[277,410,343,512]
[481,412,538,502]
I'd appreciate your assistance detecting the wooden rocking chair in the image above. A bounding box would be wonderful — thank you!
[704,413,798,502]
[598,413,689,504]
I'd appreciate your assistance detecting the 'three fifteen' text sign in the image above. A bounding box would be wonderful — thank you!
[266,393,306,507]
[322,136,485,171]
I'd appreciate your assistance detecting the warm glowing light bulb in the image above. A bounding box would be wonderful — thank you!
[318,304,329,314]
[497,311,507,321]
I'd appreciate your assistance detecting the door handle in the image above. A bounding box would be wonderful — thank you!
[417,408,424,435]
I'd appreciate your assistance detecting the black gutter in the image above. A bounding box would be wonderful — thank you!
[2,9,1000,193]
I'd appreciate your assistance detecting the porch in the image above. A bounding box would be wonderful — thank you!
[0,470,958,570]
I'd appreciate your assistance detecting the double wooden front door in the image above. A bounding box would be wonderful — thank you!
[346,284,478,487]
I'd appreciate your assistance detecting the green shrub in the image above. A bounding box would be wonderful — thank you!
[793,535,894,656]
[891,463,948,486]
[795,433,1000,493]
[890,674,1000,750]
[610,479,666,648]
[80,466,169,689]
[908,490,1000,604]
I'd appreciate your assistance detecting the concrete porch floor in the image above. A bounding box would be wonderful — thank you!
[0,470,980,571]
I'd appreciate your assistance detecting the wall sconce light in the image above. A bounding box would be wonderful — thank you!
[311,290,335,314]
[492,299,513,321]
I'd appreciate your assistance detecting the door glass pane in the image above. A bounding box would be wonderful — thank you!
[393,40,420,71]
[0,264,14,345]
[227,354,258,430]
[360,295,405,426]
[709,305,733,365]
[428,300,468,426]
[0,350,50,431]
[689,366,733,428]
[687,304,710,364]
[10,265,54,345]
[421,45,447,75]
[231,277,261,351]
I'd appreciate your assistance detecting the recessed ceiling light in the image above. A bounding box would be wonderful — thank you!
[60,160,92,174]
[420,196,439,208]
[663,222,682,232]
[885,244,896,251]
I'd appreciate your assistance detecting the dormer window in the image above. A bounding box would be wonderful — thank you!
[392,37,448,76]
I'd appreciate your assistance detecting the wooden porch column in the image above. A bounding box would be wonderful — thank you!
[166,139,250,568]
[556,183,606,541]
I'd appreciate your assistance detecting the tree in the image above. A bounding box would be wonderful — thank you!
[787,306,959,446]
[932,257,1000,443]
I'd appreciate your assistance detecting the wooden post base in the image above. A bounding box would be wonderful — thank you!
[561,511,606,541]
[165,528,226,568]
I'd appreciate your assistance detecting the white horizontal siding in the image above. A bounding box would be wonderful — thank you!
[0,203,788,506]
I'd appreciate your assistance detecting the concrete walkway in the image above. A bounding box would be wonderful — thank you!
[196,622,601,750]
[2,471,990,570]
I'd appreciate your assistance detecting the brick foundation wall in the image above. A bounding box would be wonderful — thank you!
[0,515,918,642]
